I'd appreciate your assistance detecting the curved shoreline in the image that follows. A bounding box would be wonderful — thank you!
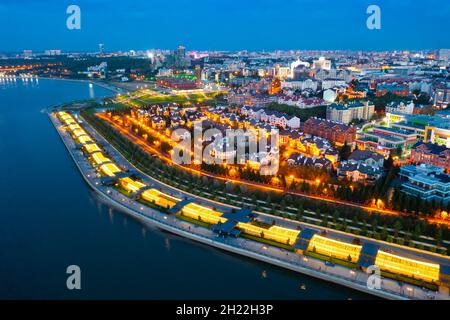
[35,76,121,93]
[49,110,418,300]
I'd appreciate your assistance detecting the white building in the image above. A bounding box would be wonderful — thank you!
[439,49,450,63]
[323,89,337,103]
[281,78,318,92]
[269,65,291,80]
[326,101,375,124]
[312,57,332,70]
[386,101,415,115]
[408,81,433,95]
[290,59,310,78]
[259,110,300,129]
[322,79,347,90]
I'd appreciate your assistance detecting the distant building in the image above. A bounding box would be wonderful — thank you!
[290,59,310,78]
[287,153,333,171]
[269,64,291,80]
[387,113,450,147]
[399,164,450,204]
[268,78,282,95]
[411,142,450,172]
[281,78,318,92]
[277,96,325,109]
[23,50,33,58]
[338,87,367,100]
[157,77,198,90]
[44,49,62,56]
[376,82,409,97]
[303,118,356,145]
[348,149,385,168]
[337,160,383,184]
[385,101,415,115]
[439,49,450,63]
[321,79,347,90]
[314,69,352,82]
[259,110,300,129]
[355,126,417,158]
[312,57,332,70]
[326,101,375,124]
[434,85,450,108]
[173,45,190,69]
[408,80,432,95]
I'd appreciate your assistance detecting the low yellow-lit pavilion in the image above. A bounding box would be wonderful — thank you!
[307,235,362,263]
[375,250,440,283]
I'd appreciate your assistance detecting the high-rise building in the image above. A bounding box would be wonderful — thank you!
[99,43,104,55]
[174,45,189,69]
[44,49,62,56]
[439,49,450,62]
[23,50,33,58]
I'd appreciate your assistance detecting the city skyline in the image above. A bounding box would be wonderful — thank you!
[1,0,449,52]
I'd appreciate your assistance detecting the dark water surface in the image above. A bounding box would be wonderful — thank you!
[0,78,371,299]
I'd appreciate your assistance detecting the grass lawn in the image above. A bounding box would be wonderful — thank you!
[104,103,130,111]
[176,213,212,229]
[305,251,357,269]
[240,233,295,251]
[131,92,218,105]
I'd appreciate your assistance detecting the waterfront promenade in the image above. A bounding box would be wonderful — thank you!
[49,110,450,300]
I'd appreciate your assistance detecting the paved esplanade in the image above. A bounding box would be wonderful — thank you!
[51,111,449,300]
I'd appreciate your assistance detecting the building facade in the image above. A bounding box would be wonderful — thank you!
[411,142,450,172]
[399,164,450,204]
[303,118,356,145]
[326,101,375,124]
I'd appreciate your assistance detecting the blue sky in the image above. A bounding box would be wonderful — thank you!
[0,0,449,52]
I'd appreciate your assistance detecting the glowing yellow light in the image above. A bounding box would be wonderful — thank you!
[307,235,362,263]
[99,163,122,177]
[83,143,101,154]
[91,152,110,165]
[119,177,147,193]
[375,250,440,283]
[181,203,226,224]
[141,189,180,209]
[237,223,300,245]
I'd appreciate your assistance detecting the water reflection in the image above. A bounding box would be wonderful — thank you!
[108,208,114,223]
[89,84,95,99]
[164,237,171,251]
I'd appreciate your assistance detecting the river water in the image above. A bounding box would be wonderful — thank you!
[0,78,370,299]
